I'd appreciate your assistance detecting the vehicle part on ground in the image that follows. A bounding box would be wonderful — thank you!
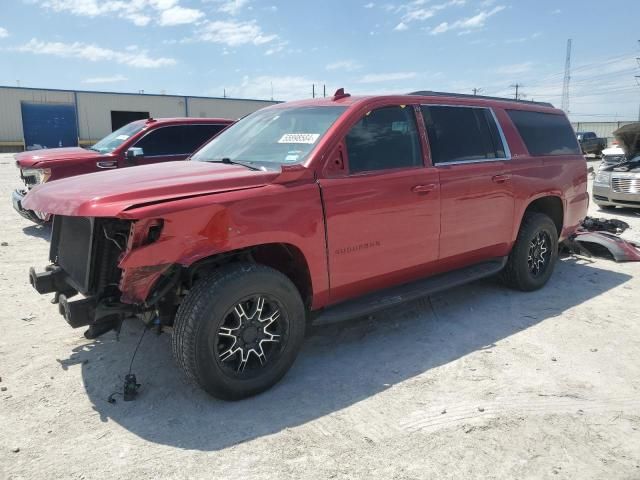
[501,213,559,291]
[564,231,640,262]
[581,216,629,234]
[172,263,306,400]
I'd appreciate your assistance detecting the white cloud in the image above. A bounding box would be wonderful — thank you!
[158,6,204,25]
[394,22,409,31]
[495,62,534,75]
[398,0,465,25]
[358,72,417,83]
[551,8,561,14]
[82,74,128,83]
[217,0,250,15]
[197,20,277,46]
[0,27,8,38]
[326,60,362,71]
[36,0,203,26]
[430,5,504,34]
[364,2,375,7]
[14,39,176,68]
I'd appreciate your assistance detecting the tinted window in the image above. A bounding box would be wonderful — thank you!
[421,106,505,164]
[134,124,226,156]
[507,110,581,156]
[346,106,422,173]
[183,124,227,152]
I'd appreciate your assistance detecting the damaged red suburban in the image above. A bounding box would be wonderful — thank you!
[25,90,588,400]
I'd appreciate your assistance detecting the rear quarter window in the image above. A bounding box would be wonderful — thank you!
[507,110,581,156]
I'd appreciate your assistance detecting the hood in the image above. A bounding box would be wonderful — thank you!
[23,160,281,218]
[613,123,640,160]
[15,147,103,168]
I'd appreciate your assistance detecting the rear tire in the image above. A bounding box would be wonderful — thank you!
[501,212,558,291]
[172,263,306,400]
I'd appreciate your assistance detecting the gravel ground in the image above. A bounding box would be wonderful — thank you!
[1,154,639,479]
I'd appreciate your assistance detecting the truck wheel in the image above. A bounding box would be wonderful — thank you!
[501,212,558,291]
[172,263,306,400]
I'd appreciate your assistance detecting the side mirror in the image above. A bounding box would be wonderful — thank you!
[125,147,144,164]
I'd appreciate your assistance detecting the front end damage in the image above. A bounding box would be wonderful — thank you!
[29,215,176,338]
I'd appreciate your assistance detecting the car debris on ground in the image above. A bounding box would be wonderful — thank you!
[563,216,640,262]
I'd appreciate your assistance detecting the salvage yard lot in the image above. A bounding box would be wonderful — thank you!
[0,154,639,479]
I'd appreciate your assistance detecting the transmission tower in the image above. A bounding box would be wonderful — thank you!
[561,38,572,113]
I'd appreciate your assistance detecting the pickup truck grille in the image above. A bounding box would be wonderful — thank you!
[611,176,640,194]
[50,216,130,295]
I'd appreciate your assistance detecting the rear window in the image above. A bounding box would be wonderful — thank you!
[507,110,580,156]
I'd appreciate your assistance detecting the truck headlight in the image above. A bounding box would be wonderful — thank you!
[594,170,611,186]
[21,168,52,185]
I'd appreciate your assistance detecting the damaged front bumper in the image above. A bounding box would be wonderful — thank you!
[29,215,177,337]
[29,265,139,336]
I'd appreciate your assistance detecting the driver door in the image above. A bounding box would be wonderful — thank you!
[318,105,441,304]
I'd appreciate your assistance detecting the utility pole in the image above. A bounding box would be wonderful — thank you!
[223,88,226,98]
[472,87,483,96]
[510,83,523,100]
[270,82,273,101]
[561,38,572,113]
[312,84,315,98]
[635,40,639,121]
[323,84,326,98]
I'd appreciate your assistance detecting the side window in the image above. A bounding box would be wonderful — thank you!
[345,106,422,173]
[134,126,187,156]
[421,106,506,164]
[182,124,227,152]
[506,110,581,156]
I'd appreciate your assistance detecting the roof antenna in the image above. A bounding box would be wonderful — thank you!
[333,88,351,101]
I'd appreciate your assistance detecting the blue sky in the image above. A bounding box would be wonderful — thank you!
[1,0,639,121]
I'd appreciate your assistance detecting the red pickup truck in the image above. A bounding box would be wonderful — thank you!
[25,90,588,400]
[12,117,232,223]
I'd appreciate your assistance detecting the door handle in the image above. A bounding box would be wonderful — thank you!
[491,174,511,183]
[411,184,436,193]
[96,160,118,169]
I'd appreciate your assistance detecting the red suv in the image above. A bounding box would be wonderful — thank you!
[12,117,232,223]
[25,90,588,400]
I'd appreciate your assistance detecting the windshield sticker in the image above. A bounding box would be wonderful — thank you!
[115,135,130,140]
[278,133,320,144]
[284,150,302,162]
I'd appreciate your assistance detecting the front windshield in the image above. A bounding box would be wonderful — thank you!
[192,106,347,165]
[91,121,146,153]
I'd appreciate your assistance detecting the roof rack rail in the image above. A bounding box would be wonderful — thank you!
[408,90,554,108]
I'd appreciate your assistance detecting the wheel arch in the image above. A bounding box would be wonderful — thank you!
[514,194,564,241]
[185,242,314,308]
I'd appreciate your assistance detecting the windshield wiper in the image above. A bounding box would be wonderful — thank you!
[209,157,262,171]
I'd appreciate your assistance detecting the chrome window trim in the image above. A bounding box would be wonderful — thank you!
[131,123,228,157]
[420,103,512,166]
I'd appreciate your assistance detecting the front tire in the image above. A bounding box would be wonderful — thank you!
[502,212,558,291]
[172,263,306,400]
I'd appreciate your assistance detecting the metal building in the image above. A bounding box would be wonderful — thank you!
[571,120,637,146]
[0,86,278,152]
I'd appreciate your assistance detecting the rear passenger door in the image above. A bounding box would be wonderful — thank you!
[319,105,441,304]
[420,105,514,264]
[130,124,227,166]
